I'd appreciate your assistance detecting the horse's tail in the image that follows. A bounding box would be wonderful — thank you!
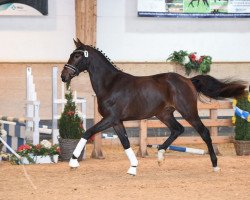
[190,75,247,100]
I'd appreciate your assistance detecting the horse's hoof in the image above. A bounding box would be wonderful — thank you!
[213,167,221,172]
[127,166,137,176]
[69,158,80,168]
[157,149,165,166]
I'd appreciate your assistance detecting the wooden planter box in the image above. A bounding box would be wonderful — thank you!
[234,140,250,156]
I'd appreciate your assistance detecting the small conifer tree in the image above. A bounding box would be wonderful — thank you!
[58,82,84,139]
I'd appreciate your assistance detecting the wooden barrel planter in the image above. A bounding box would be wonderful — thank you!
[234,140,250,156]
[58,138,84,161]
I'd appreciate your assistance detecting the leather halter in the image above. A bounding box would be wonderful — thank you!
[64,50,88,76]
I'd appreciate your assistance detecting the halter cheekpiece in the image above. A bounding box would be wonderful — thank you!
[64,49,89,76]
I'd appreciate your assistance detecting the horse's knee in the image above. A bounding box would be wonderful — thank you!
[82,132,91,140]
[178,125,185,135]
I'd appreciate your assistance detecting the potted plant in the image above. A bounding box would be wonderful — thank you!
[11,140,60,164]
[58,82,85,161]
[0,135,3,162]
[233,88,250,155]
[167,50,212,76]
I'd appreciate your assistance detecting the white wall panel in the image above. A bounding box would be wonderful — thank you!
[0,0,75,62]
[97,0,250,62]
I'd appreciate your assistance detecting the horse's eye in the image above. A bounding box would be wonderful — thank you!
[75,54,80,58]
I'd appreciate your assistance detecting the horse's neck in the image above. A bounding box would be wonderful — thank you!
[88,58,120,97]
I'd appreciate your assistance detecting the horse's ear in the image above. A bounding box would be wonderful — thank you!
[73,38,82,48]
[77,38,86,47]
[77,38,82,44]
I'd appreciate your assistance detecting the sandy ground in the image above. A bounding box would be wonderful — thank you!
[0,143,250,200]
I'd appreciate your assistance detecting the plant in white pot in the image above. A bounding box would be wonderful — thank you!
[58,82,85,161]
[11,140,60,164]
[167,50,212,76]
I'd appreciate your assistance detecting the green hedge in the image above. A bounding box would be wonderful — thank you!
[235,92,250,141]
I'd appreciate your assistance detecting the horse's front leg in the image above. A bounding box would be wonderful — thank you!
[113,123,138,176]
[69,117,115,168]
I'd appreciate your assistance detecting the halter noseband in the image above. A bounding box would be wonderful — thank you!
[64,49,89,76]
[64,64,80,75]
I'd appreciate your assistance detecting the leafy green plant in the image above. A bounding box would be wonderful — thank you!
[58,82,84,139]
[167,50,212,75]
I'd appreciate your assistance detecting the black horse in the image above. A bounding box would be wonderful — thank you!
[188,0,209,7]
[61,39,246,176]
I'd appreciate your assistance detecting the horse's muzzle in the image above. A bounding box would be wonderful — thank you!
[61,74,67,82]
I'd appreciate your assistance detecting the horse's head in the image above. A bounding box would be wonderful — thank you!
[61,39,90,82]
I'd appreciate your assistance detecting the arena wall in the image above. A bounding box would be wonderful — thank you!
[0,62,249,120]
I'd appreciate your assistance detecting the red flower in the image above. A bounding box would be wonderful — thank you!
[56,147,61,153]
[198,56,204,64]
[66,111,75,116]
[79,123,83,128]
[189,54,196,62]
[17,144,31,152]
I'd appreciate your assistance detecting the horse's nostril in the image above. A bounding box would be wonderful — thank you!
[61,76,66,82]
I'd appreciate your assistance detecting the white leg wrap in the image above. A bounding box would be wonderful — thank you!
[69,138,87,168]
[125,148,138,175]
[213,166,221,172]
[73,138,87,157]
[157,149,165,166]
[125,148,138,167]
[127,166,137,176]
[69,158,80,168]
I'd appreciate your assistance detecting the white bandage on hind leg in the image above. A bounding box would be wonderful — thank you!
[125,148,138,167]
[73,138,87,157]
[158,149,165,161]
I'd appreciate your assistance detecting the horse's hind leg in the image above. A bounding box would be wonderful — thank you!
[156,107,184,165]
[113,122,138,176]
[180,113,220,172]
[170,81,219,172]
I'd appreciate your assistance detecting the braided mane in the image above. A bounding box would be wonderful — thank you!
[88,45,122,71]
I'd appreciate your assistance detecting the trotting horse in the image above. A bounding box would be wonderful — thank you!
[61,39,246,176]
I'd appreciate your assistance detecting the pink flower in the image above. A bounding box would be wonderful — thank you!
[35,144,42,149]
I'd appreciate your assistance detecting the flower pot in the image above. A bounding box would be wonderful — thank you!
[58,138,84,161]
[21,154,59,164]
[234,140,250,156]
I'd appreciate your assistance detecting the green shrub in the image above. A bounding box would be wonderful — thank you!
[58,82,84,139]
[234,91,250,141]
